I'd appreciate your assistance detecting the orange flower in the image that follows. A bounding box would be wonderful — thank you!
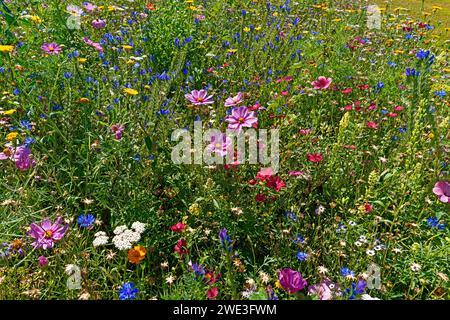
[127,245,146,264]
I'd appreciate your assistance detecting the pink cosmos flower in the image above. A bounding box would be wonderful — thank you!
[255,194,267,202]
[308,279,340,300]
[83,2,97,12]
[28,217,68,250]
[256,167,273,180]
[225,106,258,132]
[41,42,62,55]
[433,181,450,203]
[83,37,103,52]
[206,133,232,156]
[0,147,13,160]
[311,76,332,90]
[185,89,214,105]
[224,92,243,107]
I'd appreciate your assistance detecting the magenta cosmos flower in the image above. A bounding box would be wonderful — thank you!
[29,217,68,250]
[185,89,214,105]
[278,268,307,294]
[41,42,63,55]
[433,181,450,203]
[206,133,232,156]
[224,92,243,107]
[311,76,332,90]
[225,106,258,132]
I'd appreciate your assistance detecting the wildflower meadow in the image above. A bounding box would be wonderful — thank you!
[0,0,449,301]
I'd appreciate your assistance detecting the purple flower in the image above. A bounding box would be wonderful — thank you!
[225,106,258,132]
[432,181,449,203]
[278,268,307,294]
[41,42,63,55]
[219,228,232,252]
[13,145,36,171]
[38,256,48,266]
[111,124,125,140]
[224,92,243,107]
[185,89,214,105]
[28,217,68,250]
[91,19,106,29]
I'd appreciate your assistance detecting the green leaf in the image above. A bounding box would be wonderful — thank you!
[144,136,153,152]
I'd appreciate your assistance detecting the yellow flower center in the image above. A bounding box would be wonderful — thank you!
[238,117,245,124]
[44,230,53,239]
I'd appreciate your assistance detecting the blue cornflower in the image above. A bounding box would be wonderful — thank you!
[77,214,95,228]
[398,127,407,133]
[119,282,139,300]
[341,267,355,278]
[20,120,32,130]
[219,228,232,252]
[293,235,305,244]
[343,279,366,299]
[438,224,445,231]
[284,211,297,221]
[427,217,439,228]
[416,49,430,60]
[296,251,308,261]
[191,263,205,277]
[434,90,446,97]
[405,68,420,77]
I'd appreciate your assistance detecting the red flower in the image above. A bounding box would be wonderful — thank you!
[342,88,353,94]
[307,153,323,163]
[366,121,378,129]
[207,287,218,299]
[256,167,273,180]
[364,203,373,213]
[266,176,286,192]
[174,239,188,256]
[147,3,155,10]
[255,194,267,202]
[170,222,186,232]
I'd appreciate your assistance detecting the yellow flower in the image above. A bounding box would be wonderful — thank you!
[123,88,138,96]
[227,48,237,54]
[332,18,342,22]
[6,132,18,141]
[144,85,151,90]
[78,97,90,103]
[122,45,133,50]
[126,59,135,65]
[185,0,194,3]
[3,109,16,115]
[78,58,87,64]
[394,49,404,54]
[255,26,262,31]
[432,6,442,11]
[243,27,250,33]
[0,45,14,53]
[275,280,282,289]
[30,15,42,23]
[189,5,198,11]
